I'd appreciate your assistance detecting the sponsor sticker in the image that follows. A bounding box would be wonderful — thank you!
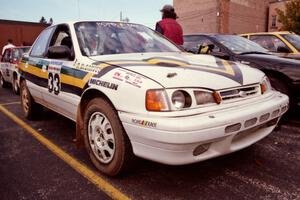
[132,119,157,128]
[89,78,119,90]
[112,69,144,88]
[74,60,100,73]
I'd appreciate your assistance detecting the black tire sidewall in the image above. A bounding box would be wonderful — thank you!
[13,76,19,94]
[83,98,128,176]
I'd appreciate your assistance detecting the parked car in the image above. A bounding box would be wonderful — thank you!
[240,31,300,60]
[19,21,288,176]
[183,34,299,109]
[0,46,30,94]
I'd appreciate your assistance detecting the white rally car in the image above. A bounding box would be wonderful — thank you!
[0,46,30,94]
[19,21,289,176]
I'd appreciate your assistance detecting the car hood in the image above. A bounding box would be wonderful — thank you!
[90,52,264,90]
[236,53,300,66]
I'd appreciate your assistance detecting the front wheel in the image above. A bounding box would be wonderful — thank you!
[83,98,134,176]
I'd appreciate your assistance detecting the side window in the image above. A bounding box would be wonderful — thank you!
[47,25,74,60]
[184,36,220,54]
[197,38,221,54]
[2,49,11,62]
[250,35,289,52]
[12,49,19,60]
[30,27,54,57]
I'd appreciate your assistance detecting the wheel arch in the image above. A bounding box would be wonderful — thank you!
[75,87,118,148]
[262,69,293,88]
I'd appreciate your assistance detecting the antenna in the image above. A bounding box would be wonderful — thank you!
[77,0,80,20]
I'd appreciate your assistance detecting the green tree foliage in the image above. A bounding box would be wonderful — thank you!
[49,18,53,25]
[276,0,300,34]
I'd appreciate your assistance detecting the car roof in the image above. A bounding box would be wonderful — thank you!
[13,46,31,49]
[184,34,240,37]
[50,20,145,28]
[240,31,295,36]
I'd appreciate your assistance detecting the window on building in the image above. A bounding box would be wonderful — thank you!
[271,15,277,28]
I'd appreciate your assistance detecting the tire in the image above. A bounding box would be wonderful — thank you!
[83,98,134,176]
[20,80,42,119]
[0,73,8,88]
[12,74,19,94]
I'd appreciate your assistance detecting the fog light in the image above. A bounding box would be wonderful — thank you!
[281,105,288,113]
[225,123,241,133]
[193,143,210,156]
[259,113,270,122]
[244,118,257,128]
[267,118,279,126]
[272,109,280,118]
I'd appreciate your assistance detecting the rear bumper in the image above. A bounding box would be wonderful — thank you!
[119,92,289,165]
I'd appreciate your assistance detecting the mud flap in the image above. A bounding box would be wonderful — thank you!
[76,106,85,148]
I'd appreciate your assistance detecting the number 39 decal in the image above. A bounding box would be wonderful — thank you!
[48,72,60,95]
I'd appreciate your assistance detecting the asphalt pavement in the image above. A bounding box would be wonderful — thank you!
[0,86,299,200]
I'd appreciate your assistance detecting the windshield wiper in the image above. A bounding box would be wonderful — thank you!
[239,51,270,55]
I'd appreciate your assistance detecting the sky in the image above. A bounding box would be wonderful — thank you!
[0,0,172,29]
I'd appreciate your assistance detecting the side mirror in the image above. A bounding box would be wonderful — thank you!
[47,45,72,59]
[277,46,291,53]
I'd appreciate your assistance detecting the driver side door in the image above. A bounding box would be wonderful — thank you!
[40,24,79,120]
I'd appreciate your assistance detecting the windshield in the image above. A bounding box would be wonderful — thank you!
[281,34,300,52]
[213,35,268,54]
[74,22,181,56]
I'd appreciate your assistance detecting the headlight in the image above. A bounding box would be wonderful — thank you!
[194,90,218,105]
[171,90,192,109]
[146,89,170,111]
[260,76,271,94]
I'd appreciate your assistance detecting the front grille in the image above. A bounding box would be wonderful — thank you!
[219,84,260,102]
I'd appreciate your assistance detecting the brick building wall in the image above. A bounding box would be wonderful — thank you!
[174,0,219,34]
[228,0,270,34]
[0,19,49,54]
[174,0,272,34]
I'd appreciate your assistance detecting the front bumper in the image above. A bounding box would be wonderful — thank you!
[119,92,289,165]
